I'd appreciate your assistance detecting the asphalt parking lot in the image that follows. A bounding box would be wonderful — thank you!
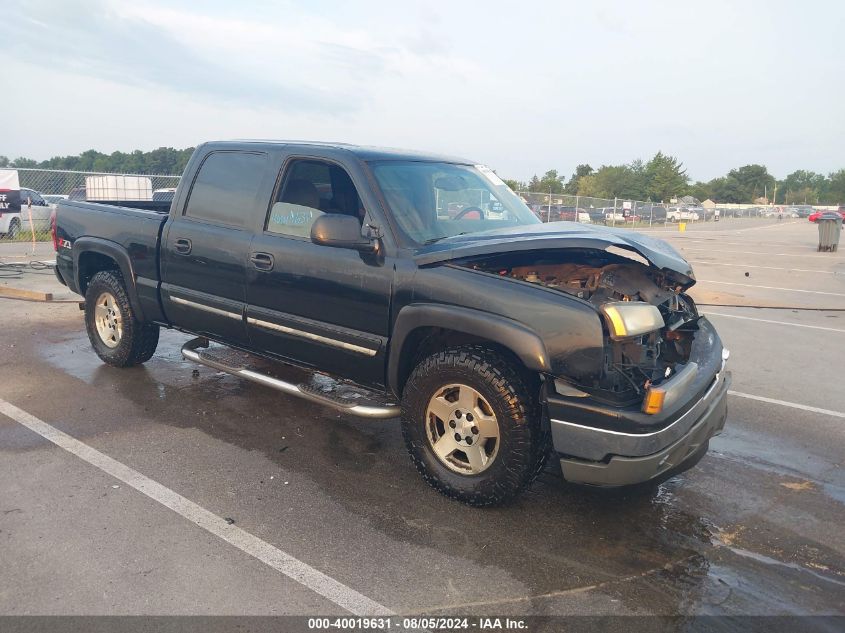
[1,218,843,623]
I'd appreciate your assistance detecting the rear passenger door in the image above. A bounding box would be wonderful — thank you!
[161,150,271,344]
[245,153,393,388]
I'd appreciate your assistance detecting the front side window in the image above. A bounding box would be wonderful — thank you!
[185,151,268,227]
[369,161,539,245]
[266,159,363,239]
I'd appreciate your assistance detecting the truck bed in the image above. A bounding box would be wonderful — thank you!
[54,200,169,318]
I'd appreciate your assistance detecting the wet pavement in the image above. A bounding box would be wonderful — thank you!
[0,218,843,621]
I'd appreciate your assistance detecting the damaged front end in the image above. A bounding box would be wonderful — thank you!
[457,247,702,411]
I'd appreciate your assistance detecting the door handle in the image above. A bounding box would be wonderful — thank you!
[250,251,274,271]
[174,238,192,254]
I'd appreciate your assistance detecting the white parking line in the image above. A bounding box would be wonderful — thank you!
[670,239,816,248]
[0,399,392,617]
[728,391,845,419]
[720,221,801,232]
[634,221,799,235]
[698,280,845,297]
[690,261,836,275]
[679,248,841,259]
[703,311,845,333]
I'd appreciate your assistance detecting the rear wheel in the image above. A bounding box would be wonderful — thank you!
[84,270,159,367]
[7,218,20,240]
[401,345,547,506]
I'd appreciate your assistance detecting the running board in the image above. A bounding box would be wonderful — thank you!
[181,338,400,419]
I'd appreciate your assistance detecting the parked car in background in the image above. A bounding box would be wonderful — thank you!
[43,194,69,205]
[637,204,667,223]
[789,205,812,218]
[809,208,845,222]
[687,206,706,220]
[556,206,592,223]
[587,209,606,224]
[15,188,52,235]
[763,206,790,218]
[666,207,700,222]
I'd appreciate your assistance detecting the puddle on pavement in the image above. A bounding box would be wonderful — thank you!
[715,542,845,589]
[711,431,845,505]
[39,329,197,387]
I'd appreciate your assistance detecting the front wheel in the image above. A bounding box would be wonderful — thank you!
[84,270,160,367]
[401,346,547,506]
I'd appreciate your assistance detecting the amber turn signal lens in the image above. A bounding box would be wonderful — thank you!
[642,389,665,415]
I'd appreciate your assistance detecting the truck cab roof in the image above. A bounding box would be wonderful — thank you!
[218,139,476,165]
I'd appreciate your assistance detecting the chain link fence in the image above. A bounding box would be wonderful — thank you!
[1,168,181,243]
[514,191,782,229]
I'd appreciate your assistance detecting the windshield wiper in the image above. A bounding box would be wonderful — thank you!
[423,232,470,245]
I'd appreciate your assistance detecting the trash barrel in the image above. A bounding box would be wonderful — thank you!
[817,215,842,252]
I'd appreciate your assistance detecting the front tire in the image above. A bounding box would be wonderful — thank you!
[7,219,20,240]
[401,346,547,506]
[84,270,159,367]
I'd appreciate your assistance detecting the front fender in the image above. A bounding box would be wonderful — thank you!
[387,303,551,395]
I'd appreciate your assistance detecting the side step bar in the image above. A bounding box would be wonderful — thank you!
[181,338,400,419]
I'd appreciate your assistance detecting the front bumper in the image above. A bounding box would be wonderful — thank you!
[547,317,731,486]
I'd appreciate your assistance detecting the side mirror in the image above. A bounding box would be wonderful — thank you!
[310,214,377,252]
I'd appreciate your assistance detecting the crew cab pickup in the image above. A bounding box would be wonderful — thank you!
[53,141,730,505]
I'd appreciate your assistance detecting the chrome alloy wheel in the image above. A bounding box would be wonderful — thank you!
[94,291,123,348]
[425,383,500,474]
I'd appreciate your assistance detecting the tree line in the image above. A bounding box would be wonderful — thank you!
[0,147,195,176]
[2,147,843,205]
[503,152,845,205]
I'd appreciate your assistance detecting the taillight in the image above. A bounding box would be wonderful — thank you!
[50,209,58,251]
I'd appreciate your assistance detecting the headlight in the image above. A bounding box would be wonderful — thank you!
[600,302,665,340]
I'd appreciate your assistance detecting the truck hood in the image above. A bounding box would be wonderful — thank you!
[414,222,695,285]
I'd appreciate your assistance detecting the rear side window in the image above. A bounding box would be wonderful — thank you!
[185,151,267,227]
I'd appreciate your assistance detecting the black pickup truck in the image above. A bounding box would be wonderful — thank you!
[53,141,730,505]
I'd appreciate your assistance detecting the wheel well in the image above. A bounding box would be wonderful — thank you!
[395,327,532,397]
[78,252,120,294]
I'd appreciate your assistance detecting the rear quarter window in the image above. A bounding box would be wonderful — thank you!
[185,151,267,227]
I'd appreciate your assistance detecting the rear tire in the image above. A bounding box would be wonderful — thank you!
[8,219,20,240]
[401,345,547,506]
[84,270,159,367]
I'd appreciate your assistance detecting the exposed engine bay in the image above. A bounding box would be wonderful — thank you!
[459,248,701,404]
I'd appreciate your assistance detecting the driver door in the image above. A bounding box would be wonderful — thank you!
[245,153,394,388]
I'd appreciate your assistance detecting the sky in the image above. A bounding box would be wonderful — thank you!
[2,0,843,182]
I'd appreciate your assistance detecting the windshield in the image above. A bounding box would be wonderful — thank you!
[370,161,540,245]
